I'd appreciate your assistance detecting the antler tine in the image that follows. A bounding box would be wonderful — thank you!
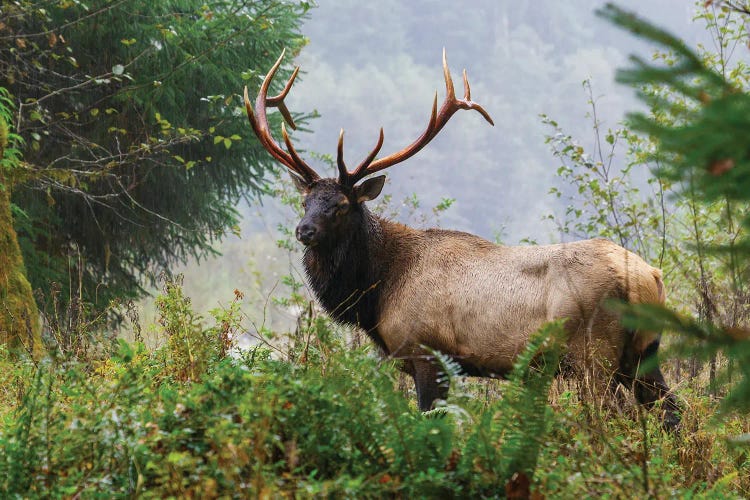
[281,123,313,174]
[463,69,471,101]
[244,50,319,183]
[337,129,348,181]
[340,49,494,186]
[355,127,385,173]
[461,68,494,125]
[268,65,300,130]
[442,47,456,102]
[339,127,385,185]
[244,86,294,171]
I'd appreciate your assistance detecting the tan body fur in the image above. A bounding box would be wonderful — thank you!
[376,221,664,379]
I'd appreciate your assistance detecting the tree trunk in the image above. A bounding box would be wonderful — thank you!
[0,117,42,357]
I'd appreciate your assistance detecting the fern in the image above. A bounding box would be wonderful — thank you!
[497,321,566,478]
[425,347,474,427]
[458,321,566,494]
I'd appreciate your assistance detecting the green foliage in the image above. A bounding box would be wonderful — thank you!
[536,388,749,497]
[1,278,749,497]
[600,3,750,242]
[457,321,566,496]
[1,1,311,315]
[596,3,750,418]
[0,88,24,181]
[153,274,234,382]
[541,81,658,257]
[0,280,571,498]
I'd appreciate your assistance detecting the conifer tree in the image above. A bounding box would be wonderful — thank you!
[1,0,311,313]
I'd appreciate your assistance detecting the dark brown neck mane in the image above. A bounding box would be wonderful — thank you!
[302,205,390,352]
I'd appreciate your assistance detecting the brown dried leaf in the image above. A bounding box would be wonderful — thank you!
[445,448,461,471]
[708,158,735,176]
[725,326,750,341]
[506,471,531,499]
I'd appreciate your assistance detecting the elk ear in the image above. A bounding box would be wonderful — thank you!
[290,173,309,194]
[354,175,386,202]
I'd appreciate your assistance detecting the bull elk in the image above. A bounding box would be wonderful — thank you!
[244,49,680,430]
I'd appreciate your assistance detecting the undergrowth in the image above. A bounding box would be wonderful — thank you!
[0,280,747,498]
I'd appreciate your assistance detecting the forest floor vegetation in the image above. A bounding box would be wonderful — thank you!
[0,278,747,498]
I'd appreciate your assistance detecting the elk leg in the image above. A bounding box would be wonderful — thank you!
[634,367,681,431]
[620,338,681,431]
[411,358,449,411]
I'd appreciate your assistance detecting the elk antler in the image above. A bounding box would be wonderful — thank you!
[337,48,494,187]
[244,49,320,183]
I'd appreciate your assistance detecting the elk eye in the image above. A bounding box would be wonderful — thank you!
[337,201,350,214]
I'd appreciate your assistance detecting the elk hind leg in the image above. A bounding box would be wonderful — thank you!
[621,336,681,431]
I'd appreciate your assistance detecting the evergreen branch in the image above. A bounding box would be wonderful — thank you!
[0,0,131,40]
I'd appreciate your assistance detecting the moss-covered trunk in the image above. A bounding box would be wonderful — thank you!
[0,117,41,357]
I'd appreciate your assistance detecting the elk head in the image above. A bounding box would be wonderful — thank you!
[244,49,494,247]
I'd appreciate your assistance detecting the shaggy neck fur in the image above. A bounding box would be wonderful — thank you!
[302,205,389,352]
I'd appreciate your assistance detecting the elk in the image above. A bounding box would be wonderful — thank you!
[244,49,680,430]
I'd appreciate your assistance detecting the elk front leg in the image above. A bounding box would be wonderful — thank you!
[634,368,681,431]
[619,337,682,432]
[410,357,449,411]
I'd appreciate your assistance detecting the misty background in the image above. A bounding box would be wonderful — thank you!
[140,1,711,335]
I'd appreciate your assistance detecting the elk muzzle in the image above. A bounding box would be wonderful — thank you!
[295,220,319,246]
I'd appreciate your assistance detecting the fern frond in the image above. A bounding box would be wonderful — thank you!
[457,321,566,494]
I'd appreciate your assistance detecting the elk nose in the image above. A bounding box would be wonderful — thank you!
[295,223,317,245]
